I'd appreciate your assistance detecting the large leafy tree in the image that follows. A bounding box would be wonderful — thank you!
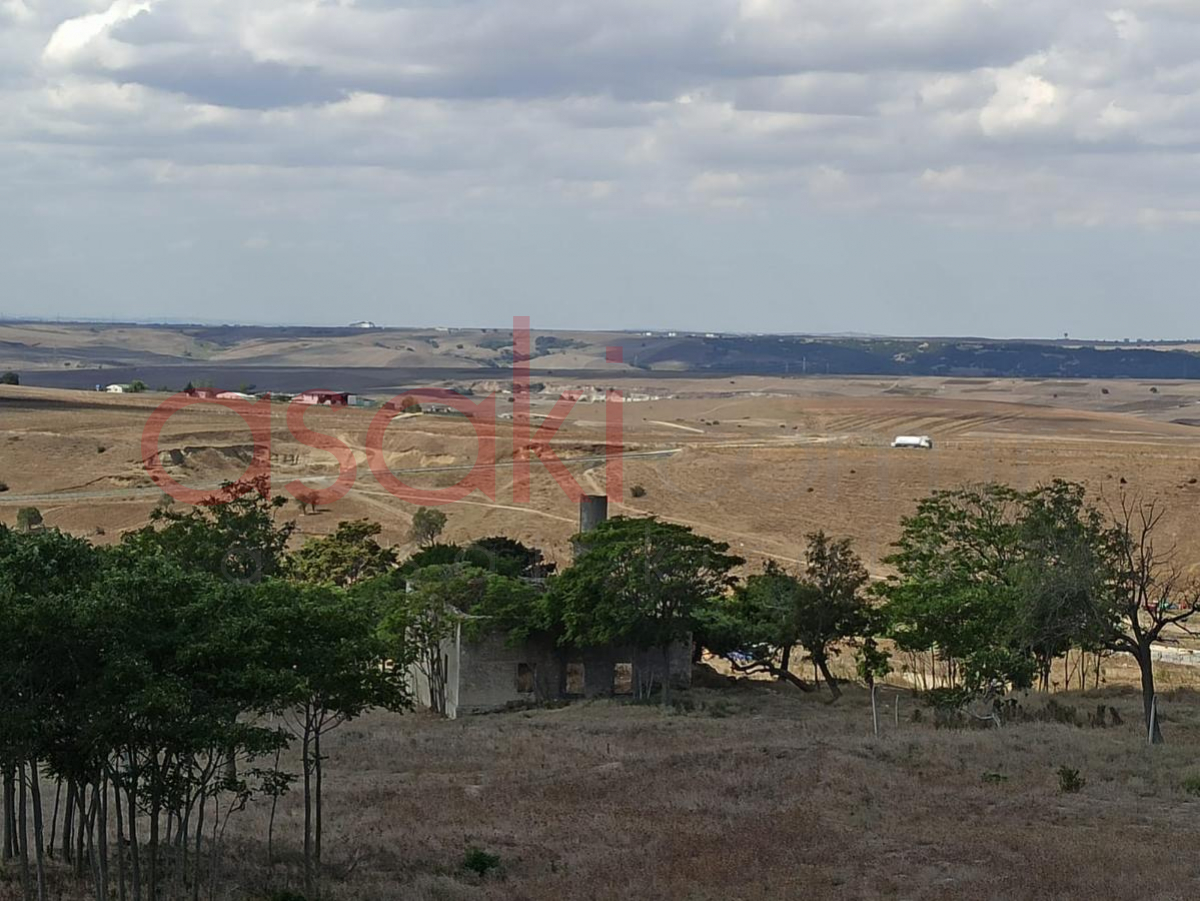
[0,526,100,893]
[707,533,873,700]
[65,544,287,901]
[549,517,742,704]
[703,562,810,688]
[256,579,408,895]
[289,519,397,587]
[124,476,293,582]
[397,542,462,574]
[463,536,556,578]
[880,483,1033,694]
[1010,480,1113,690]
[793,532,873,699]
[375,564,488,715]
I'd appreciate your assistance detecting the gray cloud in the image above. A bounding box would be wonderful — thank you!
[3,0,1200,335]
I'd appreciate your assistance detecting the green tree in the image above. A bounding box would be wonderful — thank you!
[0,371,18,386]
[703,562,814,690]
[124,476,293,581]
[0,525,100,894]
[398,542,462,573]
[257,580,408,895]
[464,535,555,578]
[377,564,486,715]
[15,507,42,533]
[128,380,148,393]
[466,571,549,644]
[706,533,873,700]
[880,484,1033,695]
[1010,480,1111,690]
[856,628,893,737]
[289,519,397,587]
[550,517,742,704]
[792,532,873,699]
[408,507,447,547]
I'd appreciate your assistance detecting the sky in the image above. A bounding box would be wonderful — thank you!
[3,0,1200,338]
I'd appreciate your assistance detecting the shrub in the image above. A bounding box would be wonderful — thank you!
[1181,775,1200,797]
[630,484,647,498]
[1057,766,1085,794]
[981,772,1009,785]
[0,481,7,493]
[16,507,43,533]
[0,371,18,385]
[462,847,502,878]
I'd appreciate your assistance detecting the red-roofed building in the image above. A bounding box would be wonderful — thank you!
[296,390,350,406]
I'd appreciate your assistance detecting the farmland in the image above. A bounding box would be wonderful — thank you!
[4,371,1200,573]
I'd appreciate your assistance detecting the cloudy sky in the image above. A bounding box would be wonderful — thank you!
[4,0,1200,337]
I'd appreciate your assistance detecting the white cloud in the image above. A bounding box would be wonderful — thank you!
[1,0,1200,235]
[43,0,156,67]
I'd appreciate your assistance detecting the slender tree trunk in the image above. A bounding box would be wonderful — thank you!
[267,748,281,866]
[870,683,879,737]
[61,779,74,864]
[74,782,86,880]
[114,774,127,901]
[2,766,14,862]
[314,723,323,894]
[191,789,206,901]
[28,762,46,901]
[778,645,792,682]
[660,645,672,706]
[303,713,314,898]
[97,780,109,901]
[17,763,32,901]
[46,780,60,862]
[81,787,102,901]
[816,655,842,700]
[206,797,220,901]
[1138,648,1164,744]
[148,796,160,901]
[173,802,188,901]
[128,778,143,901]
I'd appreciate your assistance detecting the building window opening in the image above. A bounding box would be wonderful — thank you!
[613,663,633,695]
[516,663,534,693]
[566,663,585,695]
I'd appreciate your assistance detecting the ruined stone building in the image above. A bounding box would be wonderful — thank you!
[408,495,693,718]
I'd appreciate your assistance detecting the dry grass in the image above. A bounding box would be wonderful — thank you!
[191,671,1200,901]
[7,671,1200,900]
[6,376,1200,578]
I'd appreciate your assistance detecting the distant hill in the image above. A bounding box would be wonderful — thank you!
[3,321,1200,383]
[615,335,1200,380]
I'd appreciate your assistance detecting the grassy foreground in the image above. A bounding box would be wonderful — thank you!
[169,668,1200,901]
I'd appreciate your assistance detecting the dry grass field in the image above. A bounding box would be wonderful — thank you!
[4,373,1200,574]
[192,672,1200,901]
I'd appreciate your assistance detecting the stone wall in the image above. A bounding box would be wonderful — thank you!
[443,626,693,717]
